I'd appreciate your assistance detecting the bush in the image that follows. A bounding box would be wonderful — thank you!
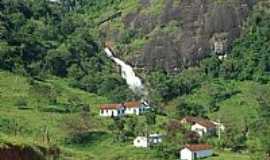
[15,97,28,107]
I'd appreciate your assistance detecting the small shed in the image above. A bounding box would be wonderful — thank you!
[133,136,148,148]
[180,144,213,160]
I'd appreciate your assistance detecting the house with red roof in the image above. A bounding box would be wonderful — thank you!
[99,103,125,117]
[181,116,217,137]
[99,101,150,117]
[123,101,147,115]
[180,144,213,160]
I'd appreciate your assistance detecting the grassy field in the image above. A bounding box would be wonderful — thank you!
[166,79,262,131]
[0,70,166,159]
[0,71,256,159]
[206,151,250,160]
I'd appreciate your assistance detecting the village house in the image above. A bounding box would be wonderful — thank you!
[124,101,147,115]
[181,116,217,137]
[180,144,213,160]
[100,101,150,117]
[99,103,125,117]
[133,134,162,148]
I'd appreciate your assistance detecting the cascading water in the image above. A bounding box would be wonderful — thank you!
[104,48,145,96]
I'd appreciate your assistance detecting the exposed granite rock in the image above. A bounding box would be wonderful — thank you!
[121,0,256,72]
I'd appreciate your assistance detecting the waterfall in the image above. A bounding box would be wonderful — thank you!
[104,48,144,95]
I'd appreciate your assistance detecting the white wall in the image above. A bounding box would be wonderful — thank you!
[195,149,213,159]
[191,123,207,136]
[180,148,213,160]
[125,107,140,115]
[133,137,148,148]
[180,148,193,160]
[100,108,124,117]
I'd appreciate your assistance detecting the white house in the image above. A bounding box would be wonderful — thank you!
[99,103,125,117]
[180,144,213,160]
[124,101,147,115]
[181,116,217,137]
[100,101,150,117]
[133,134,162,148]
[133,136,148,148]
[191,122,216,137]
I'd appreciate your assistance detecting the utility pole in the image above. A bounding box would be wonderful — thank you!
[218,118,221,141]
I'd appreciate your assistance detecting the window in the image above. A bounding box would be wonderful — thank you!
[101,110,104,114]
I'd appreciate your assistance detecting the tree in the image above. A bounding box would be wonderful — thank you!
[125,116,138,137]
[108,118,126,142]
[176,98,207,118]
[63,106,93,144]
[248,87,270,159]
[158,120,184,159]
[184,131,200,144]
[143,111,157,137]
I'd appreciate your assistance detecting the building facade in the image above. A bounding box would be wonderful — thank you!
[180,144,213,160]
[99,104,125,117]
[181,116,217,137]
[100,101,150,117]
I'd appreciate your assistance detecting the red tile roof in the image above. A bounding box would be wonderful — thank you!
[185,144,212,151]
[182,116,216,128]
[100,104,124,110]
[124,101,141,108]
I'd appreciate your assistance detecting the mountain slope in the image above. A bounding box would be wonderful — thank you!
[98,0,256,71]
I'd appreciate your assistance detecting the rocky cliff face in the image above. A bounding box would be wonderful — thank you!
[100,0,256,72]
[0,144,60,160]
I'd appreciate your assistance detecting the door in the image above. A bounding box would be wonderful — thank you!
[193,152,197,160]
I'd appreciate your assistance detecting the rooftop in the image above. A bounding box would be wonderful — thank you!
[124,101,141,108]
[182,116,216,128]
[100,103,124,110]
[184,144,212,151]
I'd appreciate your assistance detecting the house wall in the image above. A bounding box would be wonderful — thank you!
[133,137,148,148]
[125,107,140,115]
[194,149,213,159]
[180,148,213,160]
[125,104,146,115]
[99,108,124,117]
[191,123,207,136]
[180,148,193,160]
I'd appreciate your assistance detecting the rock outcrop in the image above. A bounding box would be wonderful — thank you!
[0,144,60,160]
[103,0,256,72]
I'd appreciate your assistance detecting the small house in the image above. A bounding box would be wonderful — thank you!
[181,116,217,137]
[180,144,213,160]
[133,134,162,148]
[99,103,125,117]
[133,136,148,148]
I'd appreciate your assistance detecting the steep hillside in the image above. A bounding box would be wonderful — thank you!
[98,0,256,71]
[0,0,270,160]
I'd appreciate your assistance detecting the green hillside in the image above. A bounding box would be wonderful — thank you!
[0,0,270,160]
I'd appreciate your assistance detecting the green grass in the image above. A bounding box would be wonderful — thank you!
[0,70,167,159]
[206,151,250,160]
[167,79,263,131]
[0,71,260,159]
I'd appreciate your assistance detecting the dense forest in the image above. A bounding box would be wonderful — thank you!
[0,0,270,160]
[0,0,135,102]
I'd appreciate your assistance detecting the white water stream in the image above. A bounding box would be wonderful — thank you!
[104,48,144,95]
